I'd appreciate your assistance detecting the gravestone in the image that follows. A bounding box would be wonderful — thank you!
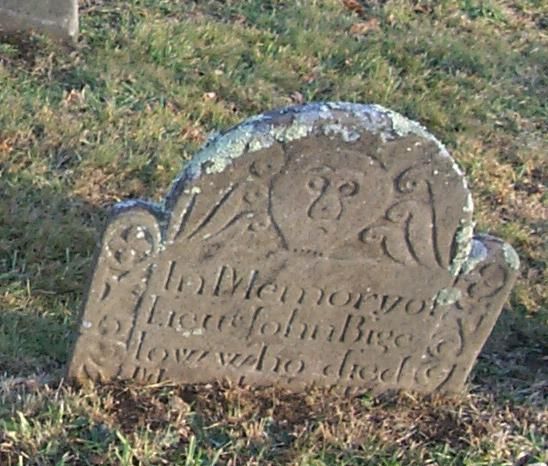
[0,0,78,41]
[67,103,519,394]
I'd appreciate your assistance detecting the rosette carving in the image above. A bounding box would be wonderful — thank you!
[70,207,161,382]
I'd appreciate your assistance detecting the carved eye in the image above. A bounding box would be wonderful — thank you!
[359,227,383,244]
[339,181,358,197]
[307,176,329,191]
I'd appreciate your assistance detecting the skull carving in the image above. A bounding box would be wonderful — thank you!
[270,147,392,259]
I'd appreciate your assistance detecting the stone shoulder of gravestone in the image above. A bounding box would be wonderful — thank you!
[0,0,78,41]
[67,103,519,394]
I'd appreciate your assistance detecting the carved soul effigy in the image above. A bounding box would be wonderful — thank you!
[67,103,519,394]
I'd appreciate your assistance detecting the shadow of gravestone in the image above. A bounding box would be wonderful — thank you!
[0,174,102,377]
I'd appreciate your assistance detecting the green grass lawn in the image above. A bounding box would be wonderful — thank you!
[0,0,546,464]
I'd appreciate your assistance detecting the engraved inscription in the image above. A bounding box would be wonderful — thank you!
[126,262,427,390]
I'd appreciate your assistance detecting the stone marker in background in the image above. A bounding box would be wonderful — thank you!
[0,0,78,41]
[67,103,519,394]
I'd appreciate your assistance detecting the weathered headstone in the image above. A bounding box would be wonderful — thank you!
[0,0,78,41]
[67,103,519,394]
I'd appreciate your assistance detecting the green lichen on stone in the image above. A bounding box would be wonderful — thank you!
[322,123,360,142]
[248,132,275,152]
[271,117,313,143]
[185,104,334,179]
[177,103,470,214]
[461,238,488,274]
[435,287,462,306]
[463,191,474,213]
[182,124,254,178]
[502,243,520,271]
[380,106,432,140]
[203,125,257,174]
[449,220,475,276]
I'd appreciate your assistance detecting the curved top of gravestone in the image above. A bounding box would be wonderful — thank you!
[134,102,475,283]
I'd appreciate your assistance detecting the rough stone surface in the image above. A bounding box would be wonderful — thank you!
[0,0,78,40]
[67,103,519,394]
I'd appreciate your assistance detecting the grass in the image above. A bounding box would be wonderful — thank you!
[0,0,546,464]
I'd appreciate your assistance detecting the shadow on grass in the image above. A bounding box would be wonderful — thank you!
[0,174,105,378]
[0,308,70,376]
[472,308,548,404]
